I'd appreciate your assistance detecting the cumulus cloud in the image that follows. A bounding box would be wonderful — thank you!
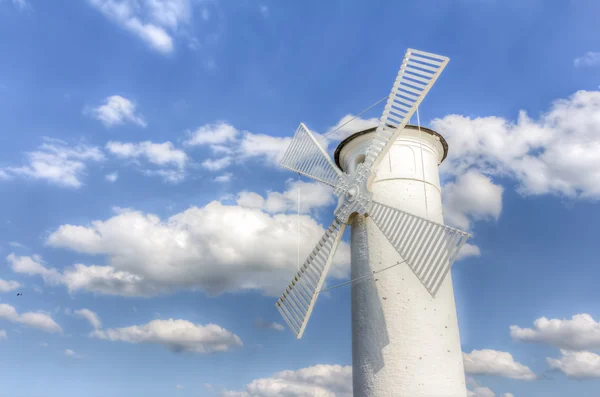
[9,241,27,249]
[105,172,118,182]
[214,173,232,183]
[237,132,293,166]
[0,278,20,293]
[442,171,503,231]
[466,377,512,397]
[0,304,62,333]
[324,113,378,141]
[106,140,187,182]
[90,318,242,354]
[0,329,6,340]
[7,253,62,285]
[89,95,146,127]
[73,308,102,330]
[222,364,352,397]
[86,0,192,54]
[510,313,600,351]
[259,4,268,17]
[547,350,600,379]
[255,318,284,332]
[39,198,350,297]
[106,141,186,168]
[237,179,334,214]
[574,52,600,68]
[463,349,536,380]
[185,122,239,147]
[202,156,232,171]
[182,121,332,170]
[455,243,481,261]
[64,349,82,359]
[467,387,495,397]
[433,90,600,200]
[1,139,104,188]
[10,0,29,10]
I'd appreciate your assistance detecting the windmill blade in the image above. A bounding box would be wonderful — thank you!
[280,123,342,187]
[276,218,346,338]
[363,49,449,172]
[368,200,470,297]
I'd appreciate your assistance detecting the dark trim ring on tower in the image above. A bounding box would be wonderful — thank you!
[333,125,449,170]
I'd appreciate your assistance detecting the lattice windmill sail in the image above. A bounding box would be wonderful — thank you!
[275,48,471,339]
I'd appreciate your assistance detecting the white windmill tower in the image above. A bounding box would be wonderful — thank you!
[275,49,471,396]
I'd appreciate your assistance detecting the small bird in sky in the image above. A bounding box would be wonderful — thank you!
[16,293,22,296]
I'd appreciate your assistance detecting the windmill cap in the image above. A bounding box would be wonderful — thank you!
[333,124,449,170]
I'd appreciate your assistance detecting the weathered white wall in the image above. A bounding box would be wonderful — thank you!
[340,127,466,397]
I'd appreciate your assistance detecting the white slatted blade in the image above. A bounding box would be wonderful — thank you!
[364,49,449,172]
[368,200,470,296]
[276,218,346,338]
[280,123,342,187]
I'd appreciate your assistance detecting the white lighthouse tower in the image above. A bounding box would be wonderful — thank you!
[335,125,466,396]
[274,49,471,397]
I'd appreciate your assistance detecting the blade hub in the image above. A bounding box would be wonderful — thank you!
[346,186,358,202]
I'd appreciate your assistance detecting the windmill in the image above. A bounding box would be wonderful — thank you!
[275,49,472,395]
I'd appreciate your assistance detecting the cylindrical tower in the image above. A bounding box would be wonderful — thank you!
[335,125,466,397]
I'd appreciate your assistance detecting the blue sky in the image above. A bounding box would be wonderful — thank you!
[1,0,600,396]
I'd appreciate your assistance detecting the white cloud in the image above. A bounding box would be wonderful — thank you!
[238,132,292,166]
[185,122,239,146]
[456,243,481,261]
[89,95,146,127]
[106,141,186,168]
[73,308,102,330]
[463,349,536,380]
[255,318,284,332]
[468,387,495,397]
[325,113,378,141]
[40,342,48,348]
[442,171,503,231]
[433,90,600,200]
[0,278,20,293]
[10,0,29,10]
[0,329,6,340]
[105,172,118,182]
[181,121,331,170]
[8,241,27,249]
[237,179,334,214]
[222,364,352,397]
[510,313,600,351]
[259,4,268,17]
[574,52,600,68]
[7,253,62,285]
[143,168,185,183]
[2,139,104,188]
[90,318,242,354]
[202,156,232,171]
[466,377,512,397]
[64,349,82,359]
[0,303,62,333]
[43,201,350,297]
[86,0,192,54]
[214,172,232,183]
[106,140,187,182]
[547,350,600,379]
[176,384,184,390]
